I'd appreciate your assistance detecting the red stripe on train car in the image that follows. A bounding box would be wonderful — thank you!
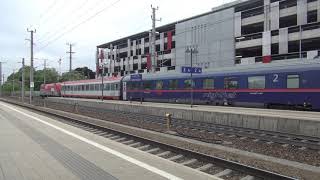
[126,88,320,93]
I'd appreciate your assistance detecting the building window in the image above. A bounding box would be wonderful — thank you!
[144,47,149,54]
[156,81,163,90]
[171,41,175,49]
[156,45,160,52]
[248,76,265,89]
[224,77,239,89]
[287,75,300,88]
[169,79,179,90]
[203,79,214,89]
[133,63,138,70]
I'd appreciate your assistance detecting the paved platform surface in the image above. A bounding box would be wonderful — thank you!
[0,101,219,180]
[51,97,320,121]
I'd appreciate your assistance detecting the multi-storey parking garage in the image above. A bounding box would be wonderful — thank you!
[96,0,320,77]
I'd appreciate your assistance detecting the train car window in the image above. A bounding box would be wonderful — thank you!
[203,79,214,89]
[248,76,265,89]
[169,80,179,90]
[115,83,119,90]
[86,85,89,91]
[111,83,115,91]
[156,81,163,90]
[134,82,141,90]
[90,84,94,91]
[184,79,193,89]
[143,81,152,90]
[224,77,239,89]
[104,84,110,91]
[287,75,300,88]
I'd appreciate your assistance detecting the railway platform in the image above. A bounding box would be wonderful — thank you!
[49,97,320,138]
[0,101,219,180]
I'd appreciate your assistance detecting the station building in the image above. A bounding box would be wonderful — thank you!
[96,0,320,77]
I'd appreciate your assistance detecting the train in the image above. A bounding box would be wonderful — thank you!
[40,62,320,110]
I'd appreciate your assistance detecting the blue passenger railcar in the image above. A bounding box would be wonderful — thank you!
[122,63,320,110]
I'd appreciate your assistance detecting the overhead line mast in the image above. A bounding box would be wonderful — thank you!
[27,28,36,104]
[66,43,75,72]
[150,5,161,72]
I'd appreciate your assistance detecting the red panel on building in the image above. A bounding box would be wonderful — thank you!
[147,53,151,70]
[167,31,172,50]
[99,49,104,62]
[262,55,272,63]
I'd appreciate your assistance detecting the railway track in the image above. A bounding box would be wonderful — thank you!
[60,101,320,151]
[1,98,297,180]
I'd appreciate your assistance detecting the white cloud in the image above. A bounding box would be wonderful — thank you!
[0,0,236,80]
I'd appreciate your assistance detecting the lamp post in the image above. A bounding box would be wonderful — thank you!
[101,64,104,101]
[185,46,198,108]
[12,69,16,97]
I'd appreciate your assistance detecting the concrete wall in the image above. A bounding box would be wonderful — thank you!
[175,8,235,70]
[47,98,320,138]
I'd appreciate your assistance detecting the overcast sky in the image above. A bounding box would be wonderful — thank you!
[0,0,236,80]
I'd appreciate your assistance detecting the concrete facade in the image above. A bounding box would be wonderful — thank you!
[97,0,320,77]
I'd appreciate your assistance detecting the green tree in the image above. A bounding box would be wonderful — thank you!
[34,68,59,90]
[60,71,85,82]
[74,67,95,79]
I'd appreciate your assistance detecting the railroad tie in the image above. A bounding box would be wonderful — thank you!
[156,151,171,157]
[96,132,108,136]
[196,163,213,171]
[145,148,160,153]
[240,175,255,180]
[129,142,141,147]
[181,158,197,166]
[109,135,120,140]
[299,147,307,150]
[282,144,289,147]
[137,145,150,150]
[103,134,114,138]
[167,154,184,161]
[114,137,126,142]
[214,169,233,177]
[122,140,134,144]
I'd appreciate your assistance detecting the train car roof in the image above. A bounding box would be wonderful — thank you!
[123,60,320,81]
[63,76,123,85]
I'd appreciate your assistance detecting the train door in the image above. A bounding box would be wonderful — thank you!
[123,82,127,100]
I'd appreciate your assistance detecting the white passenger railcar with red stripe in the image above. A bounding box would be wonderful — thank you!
[60,77,123,100]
